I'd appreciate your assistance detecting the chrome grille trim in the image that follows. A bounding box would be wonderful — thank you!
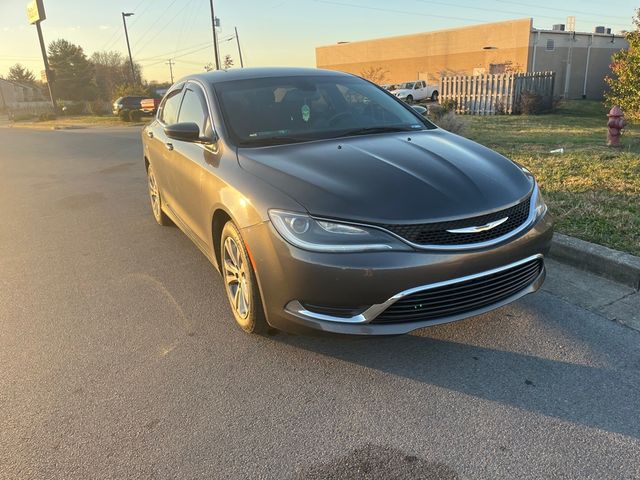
[284,254,544,325]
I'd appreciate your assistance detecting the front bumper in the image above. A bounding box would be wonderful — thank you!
[241,212,553,335]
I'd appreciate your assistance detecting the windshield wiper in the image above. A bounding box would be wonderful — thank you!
[336,126,418,138]
[239,135,311,147]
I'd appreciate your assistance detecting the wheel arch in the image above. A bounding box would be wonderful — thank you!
[211,208,233,271]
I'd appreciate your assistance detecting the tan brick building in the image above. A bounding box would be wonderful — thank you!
[315,18,628,99]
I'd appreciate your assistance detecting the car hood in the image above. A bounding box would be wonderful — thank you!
[237,129,533,224]
[390,89,411,96]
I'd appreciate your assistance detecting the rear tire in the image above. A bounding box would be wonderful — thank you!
[220,221,268,334]
[147,164,172,226]
[431,90,439,102]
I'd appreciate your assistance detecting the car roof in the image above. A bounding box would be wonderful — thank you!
[177,67,353,85]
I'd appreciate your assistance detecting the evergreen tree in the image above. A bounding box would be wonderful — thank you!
[48,39,97,100]
[7,64,36,85]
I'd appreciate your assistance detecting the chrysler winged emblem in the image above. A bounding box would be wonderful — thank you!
[446,216,509,234]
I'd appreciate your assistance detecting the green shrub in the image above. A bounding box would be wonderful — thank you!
[89,100,108,116]
[519,91,544,115]
[57,101,85,115]
[129,109,142,122]
[440,98,457,113]
[38,112,57,121]
[10,112,36,122]
[119,109,131,122]
[434,111,465,135]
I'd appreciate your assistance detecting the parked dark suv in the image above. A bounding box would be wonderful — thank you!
[112,96,144,115]
[142,68,553,336]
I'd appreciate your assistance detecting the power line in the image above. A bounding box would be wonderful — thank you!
[311,0,482,23]
[138,41,211,62]
[130,0,182,53]
[495,0,632,22]
[411,0,628,25]
[134,0,198,56]
[99,0,148,52]
[138,43,219,66]
[313,0,634,29]
[173,0,201,57]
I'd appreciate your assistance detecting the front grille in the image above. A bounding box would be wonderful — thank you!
[372,257,543,324]
[380,195,531,246]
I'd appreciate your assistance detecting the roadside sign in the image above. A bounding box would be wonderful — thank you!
[26,0,46,24]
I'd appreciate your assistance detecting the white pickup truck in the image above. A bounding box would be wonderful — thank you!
[390,80,439,104]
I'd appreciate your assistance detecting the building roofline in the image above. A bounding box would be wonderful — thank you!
[531,28,625,38]
[316,17,532,49]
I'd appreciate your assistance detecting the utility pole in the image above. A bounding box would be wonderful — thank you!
[121,12,136,84]
[234,26,244,68]
[36,20,55,109]
[208,0,220,70]
[166,59,175,83]
[26,0,55,110]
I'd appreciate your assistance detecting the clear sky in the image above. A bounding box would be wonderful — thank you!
[0,0,637,83]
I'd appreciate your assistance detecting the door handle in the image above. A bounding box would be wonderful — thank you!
[165,142,174,151]
[146,130,154,138]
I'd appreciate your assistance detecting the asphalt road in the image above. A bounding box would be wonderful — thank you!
[1,126,639,480]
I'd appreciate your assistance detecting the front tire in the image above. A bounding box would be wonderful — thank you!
[147,164,172,226]
[405,95,414,104]
[221,221,268,334]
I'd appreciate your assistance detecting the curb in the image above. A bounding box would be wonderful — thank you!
[549,233,640,290]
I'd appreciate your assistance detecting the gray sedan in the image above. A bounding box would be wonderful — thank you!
[142,67,553,335]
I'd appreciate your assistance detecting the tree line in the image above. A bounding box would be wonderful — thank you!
[3,38,170,102]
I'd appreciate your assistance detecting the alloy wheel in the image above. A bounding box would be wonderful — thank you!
[147,167,161,222]
[223,236,250,319]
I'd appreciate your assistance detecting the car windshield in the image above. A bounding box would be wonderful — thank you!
[213,75,434,147]
[398,82,415,89]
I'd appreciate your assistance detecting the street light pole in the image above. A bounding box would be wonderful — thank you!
[35,20,55,109]
[121,12,136,84]
[208,0,220,70]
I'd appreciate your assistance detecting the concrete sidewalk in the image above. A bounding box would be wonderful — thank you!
[544,258,640,332]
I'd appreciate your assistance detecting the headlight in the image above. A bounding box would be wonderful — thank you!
[269,210,411,252]
[533,183,547,219]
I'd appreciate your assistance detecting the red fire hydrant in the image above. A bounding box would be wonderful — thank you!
[607,105,626,147]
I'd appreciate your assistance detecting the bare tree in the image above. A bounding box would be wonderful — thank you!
[91,50,142,100]
[359,66,389,85]
[223,55,234,70]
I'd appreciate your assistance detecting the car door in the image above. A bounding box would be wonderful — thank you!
[146,84,185,211]
[164,82,214,243]
[414,81,426,100]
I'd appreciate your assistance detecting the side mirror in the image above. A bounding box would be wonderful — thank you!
[164,122,200,142]
[412,105,427,116]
